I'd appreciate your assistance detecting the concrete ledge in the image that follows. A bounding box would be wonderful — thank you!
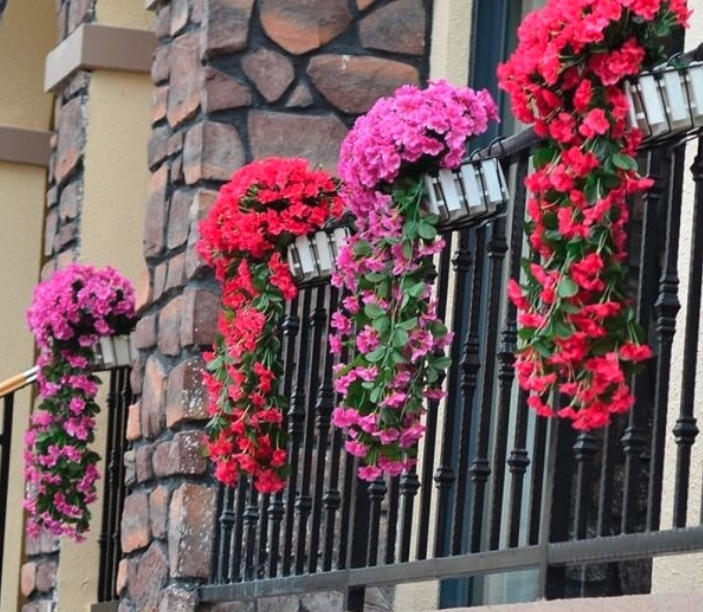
[434,591,703,612]
[44,24,156,92]
[0,125,52,167]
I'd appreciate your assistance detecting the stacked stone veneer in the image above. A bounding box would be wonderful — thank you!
[22,1,432,611]
[21,3,96,612]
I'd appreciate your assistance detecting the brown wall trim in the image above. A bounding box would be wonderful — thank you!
[45,24,156,92]
[0,125,52,167]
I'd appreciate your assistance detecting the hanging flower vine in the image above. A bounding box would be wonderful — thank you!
[198,157,342,493]
[331,80,499,480]
[24,264,135,540]
[498,0,691,430]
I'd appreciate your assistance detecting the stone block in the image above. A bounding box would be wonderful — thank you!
[124,449,137,487]
[58,181,80,221]
[150,485,170,540]
[152,85,169,124]
[359,0,425,55]
[134,314,157,350]
[248,111,347,174]
[152,45,171,85]
[55,97,84,183]
[168,483,217,578]
[166,356,208,427]
[158,296,184,357]
[260,0,352,55]
[159,586,198,612]
[167,34,201,127]
[242,48,294,102]
[166,252,186,292]
[183,121,244,184]
[152,441,171,478]
[20,562,36,597]
[200,0,254,58]
[167,430,207,475]
[35,560,57,592]
[128,542,168,612]
[201,67,252,113]
[148,124,170,170]
[141,356,168,438]
[167,190,192,249]
[121,492,151,553]
[181,286,220,347]
[136,443,155,483]
[135,267,153,314]
[308,55,419,114]
[144,164,169,258]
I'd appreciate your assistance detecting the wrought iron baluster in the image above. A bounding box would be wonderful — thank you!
[469,218,508,554]
[431,229,473,559]
[98,369,119,602]
[673,139,703,527]
[413,232,452,560]
[0,392,15,593]
[228,477,248,582]
[385,476,400,564]
[267,296,300,578]
[295,286,327,574]
[490,153,529,550]
[648,144,684,532]
[243,485,259,581]
[573,432,599,540]
[528,416,548,545]
[283,290,312,575]
[622,151,660,534]
[367,477,387,566]
[450,227,484,556]
[309,285,337,574]
[216,485,235,582]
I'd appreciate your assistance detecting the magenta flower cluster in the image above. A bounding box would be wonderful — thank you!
[331,80,499,481]
[24,264,135,541]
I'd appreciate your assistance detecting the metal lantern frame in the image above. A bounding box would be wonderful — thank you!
[423,153,510,230]
[95,334,134,370]
[625,60,703,142]
[287,226,351,284]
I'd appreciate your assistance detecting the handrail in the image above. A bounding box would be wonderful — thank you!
[0,366,38,399]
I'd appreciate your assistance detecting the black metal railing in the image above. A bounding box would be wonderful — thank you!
[0,364,130,608]
[97,365,132,604]
[0,366,37,607]
[202,127,703,608]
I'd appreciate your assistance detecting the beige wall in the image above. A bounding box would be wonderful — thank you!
[0,164,48,612]
[0,2,56,611]
[0,0,55,129]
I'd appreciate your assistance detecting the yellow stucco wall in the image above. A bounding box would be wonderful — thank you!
[0,163,48,612]
[95,0,153,30]
[55,70,151,612]
[0,0,55,129]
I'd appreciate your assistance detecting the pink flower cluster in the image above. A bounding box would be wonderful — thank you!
[332,81,498,480]
[24,264,135,540]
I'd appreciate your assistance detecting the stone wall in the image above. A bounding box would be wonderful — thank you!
[119,1,432,611]
[20,3,96,612]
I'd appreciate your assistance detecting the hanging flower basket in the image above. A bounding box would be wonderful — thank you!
[625,61,703,141]
[424,155,510,228]
[287,226,351,283]
[95,334,134,369]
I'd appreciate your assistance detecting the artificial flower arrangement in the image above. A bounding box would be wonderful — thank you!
[330,80,500,481]
[24,264,135,540]
[498,0,691,430]
[198,157,342,493]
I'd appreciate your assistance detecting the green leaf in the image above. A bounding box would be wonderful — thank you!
[611,152,639,171]
[557,277,579,298]
[408,282,426,298]
[418,222,437,240]
[533,146,556,169]
[432,356,451,370]
[353,240,373,257]
[399,317,419,331]
[364,303,385,319]
[366,348,387,363]
[365,272,386,283]
[372,316,390,334]
[392,328,409,347]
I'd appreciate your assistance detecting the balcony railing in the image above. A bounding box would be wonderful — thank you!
[201,124,703,608]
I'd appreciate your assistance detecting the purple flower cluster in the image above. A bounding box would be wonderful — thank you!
[331,81,498,481]
[24,264,135,541]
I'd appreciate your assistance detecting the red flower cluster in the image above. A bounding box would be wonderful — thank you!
[498,0,689,430]
[198,157,342,492]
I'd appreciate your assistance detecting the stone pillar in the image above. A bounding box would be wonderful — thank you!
[121,1,431,611]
